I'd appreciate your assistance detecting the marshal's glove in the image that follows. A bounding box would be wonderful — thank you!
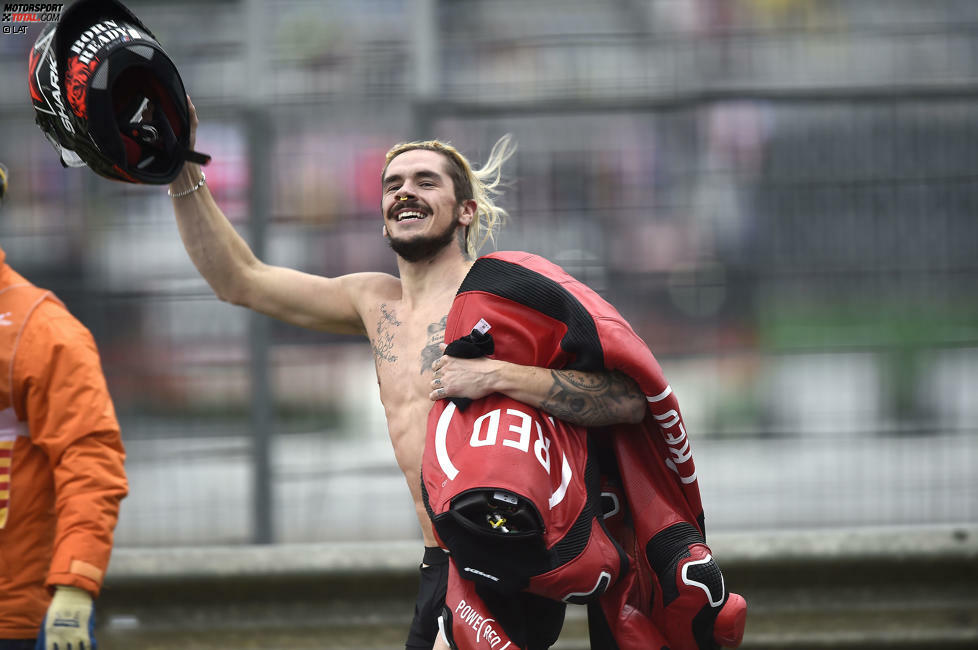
[35,586,96,650]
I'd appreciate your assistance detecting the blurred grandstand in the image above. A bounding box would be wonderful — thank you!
[1,3,977,645]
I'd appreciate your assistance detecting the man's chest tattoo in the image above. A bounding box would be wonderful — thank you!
[373,303,401,364]
[420,315,448,374]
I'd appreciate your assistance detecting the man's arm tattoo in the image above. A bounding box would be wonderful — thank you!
[539,369,646,426]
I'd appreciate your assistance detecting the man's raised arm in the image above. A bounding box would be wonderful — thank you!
[168,98,370,335]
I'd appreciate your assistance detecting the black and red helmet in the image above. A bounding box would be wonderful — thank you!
[28,0,209,184]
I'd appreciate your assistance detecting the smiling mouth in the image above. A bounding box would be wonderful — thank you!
[394,210,427,222]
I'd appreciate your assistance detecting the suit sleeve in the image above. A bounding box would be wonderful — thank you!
[594,316,667,396]
[14,302,128,597]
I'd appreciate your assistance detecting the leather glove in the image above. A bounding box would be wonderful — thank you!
[35,586,96,650]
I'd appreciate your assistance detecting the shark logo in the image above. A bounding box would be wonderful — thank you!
[29,26,75,135]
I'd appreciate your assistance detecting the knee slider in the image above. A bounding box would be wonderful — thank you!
[439,489,548,594]
[451,489,543,538]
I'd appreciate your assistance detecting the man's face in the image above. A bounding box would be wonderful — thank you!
[381,149,471,262]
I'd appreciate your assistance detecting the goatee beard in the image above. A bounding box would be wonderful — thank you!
[388,216,461,263]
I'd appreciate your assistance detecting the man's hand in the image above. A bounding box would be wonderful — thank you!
[430,343,502,402]
[171,95,202,192]
[186,94,199,150]
[35,586,95,650]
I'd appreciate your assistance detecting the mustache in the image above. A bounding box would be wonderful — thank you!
[387,199,429,219]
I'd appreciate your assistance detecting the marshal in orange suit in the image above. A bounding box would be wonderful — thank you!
[0,163,128,650]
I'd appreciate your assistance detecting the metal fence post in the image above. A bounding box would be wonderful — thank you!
[410,0,439,138]
[245,0,274,545]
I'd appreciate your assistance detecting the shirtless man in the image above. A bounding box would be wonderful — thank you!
[169,101,646,649]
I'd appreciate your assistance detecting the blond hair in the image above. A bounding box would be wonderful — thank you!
[383,134,516,258]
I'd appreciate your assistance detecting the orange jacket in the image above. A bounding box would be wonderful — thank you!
[0,246,128,639]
